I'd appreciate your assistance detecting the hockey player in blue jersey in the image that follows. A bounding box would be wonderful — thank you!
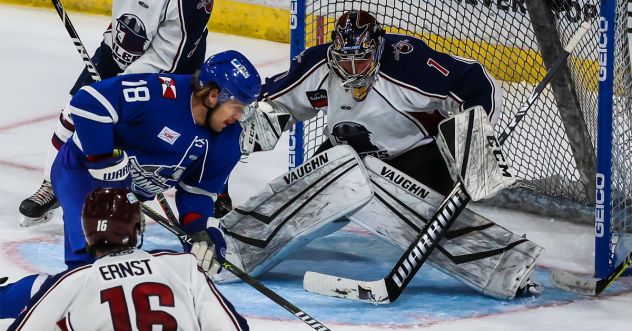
[0,50,281,319]
[213,10,545,300]
[55,49,263,269]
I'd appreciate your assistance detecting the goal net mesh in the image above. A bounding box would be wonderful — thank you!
[300,0,600,205]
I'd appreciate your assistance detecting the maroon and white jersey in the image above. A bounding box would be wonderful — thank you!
[103,0,212,74]
[261,34,502,160]
[9,249,247,331]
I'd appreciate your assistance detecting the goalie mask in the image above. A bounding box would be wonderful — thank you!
[328,10,385,102]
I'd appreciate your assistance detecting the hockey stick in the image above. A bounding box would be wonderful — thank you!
[305,182,470,303]
[303,21,593,304]
[50,0,101,83]
[140,202,332,331]
[549,251,632,296]
[498,21,592,144]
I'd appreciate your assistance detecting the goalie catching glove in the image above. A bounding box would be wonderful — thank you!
[239,102,291,154]
[181,214,227,274]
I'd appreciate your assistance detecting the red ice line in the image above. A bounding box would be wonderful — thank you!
[0,113,59,132]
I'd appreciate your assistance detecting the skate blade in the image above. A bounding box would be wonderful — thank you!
[20,210,55,227]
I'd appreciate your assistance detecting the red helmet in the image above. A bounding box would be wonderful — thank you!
[81,187,142,249]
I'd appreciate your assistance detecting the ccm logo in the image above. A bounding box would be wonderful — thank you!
[486,136,512,178]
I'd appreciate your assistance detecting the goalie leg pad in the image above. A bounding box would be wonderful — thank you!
[213,145,373,283]
[348,156,544,300]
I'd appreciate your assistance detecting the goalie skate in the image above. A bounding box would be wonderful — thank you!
[19,180,60,227]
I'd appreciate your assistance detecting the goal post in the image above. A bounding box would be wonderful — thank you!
[595,0,632,278]
[288,0,632,278]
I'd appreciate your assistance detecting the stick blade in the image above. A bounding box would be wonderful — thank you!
[303,271,391,304]
[549,269,597,296]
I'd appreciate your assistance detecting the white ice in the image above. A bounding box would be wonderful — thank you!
[1,4,631,330]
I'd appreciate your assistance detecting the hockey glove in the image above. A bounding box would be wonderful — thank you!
[239,102,291,155]
[214,191,233,218]
[85,149,131,189]
[182,214,227,274]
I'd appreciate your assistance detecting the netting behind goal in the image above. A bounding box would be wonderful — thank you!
[288,0,632,277]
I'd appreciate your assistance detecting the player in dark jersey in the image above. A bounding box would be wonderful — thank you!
[19,0,215,227]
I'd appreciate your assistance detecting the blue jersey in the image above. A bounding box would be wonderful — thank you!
[65,73,242,217]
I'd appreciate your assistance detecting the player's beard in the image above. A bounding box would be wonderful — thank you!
[202,100,220,132]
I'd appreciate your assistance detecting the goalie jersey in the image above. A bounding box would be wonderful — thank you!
[8,249,248,331]
[261,34,503,160]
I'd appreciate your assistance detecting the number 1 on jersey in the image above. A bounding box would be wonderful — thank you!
[427,58,449,76]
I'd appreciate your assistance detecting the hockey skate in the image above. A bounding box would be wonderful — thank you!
[516,268,544,297]
[19,180,60,227]
[214,191,233,218]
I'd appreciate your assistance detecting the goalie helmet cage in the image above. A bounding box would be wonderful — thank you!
[288,0,631,278]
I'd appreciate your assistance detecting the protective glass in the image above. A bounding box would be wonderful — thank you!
[218,87,249,119]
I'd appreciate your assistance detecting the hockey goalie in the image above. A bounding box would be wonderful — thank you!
[215,9,544,301]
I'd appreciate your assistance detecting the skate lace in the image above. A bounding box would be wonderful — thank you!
[28,182,55,206]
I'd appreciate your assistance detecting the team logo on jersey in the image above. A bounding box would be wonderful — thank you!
[197,0,214,13]
[128,139,206,197]
[158,126,181,145]
[158,77,177,99]
[231,59,250,78]
[306,89,328,108]
[128,157,184,197]
[392,39,413,61]
[331,122,390,159]
[112,14,149,67]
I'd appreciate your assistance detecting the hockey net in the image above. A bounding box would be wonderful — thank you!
[292,0,632,275]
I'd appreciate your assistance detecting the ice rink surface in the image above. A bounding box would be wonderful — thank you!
[1,4,632,330]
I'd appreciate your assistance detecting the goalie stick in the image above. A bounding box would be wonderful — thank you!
[141,200,332,331]
[304,21,593,304]
[549,251,632,296]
